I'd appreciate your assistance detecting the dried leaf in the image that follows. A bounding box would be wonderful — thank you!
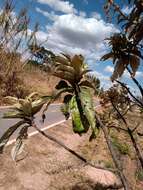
[130,55,140,76]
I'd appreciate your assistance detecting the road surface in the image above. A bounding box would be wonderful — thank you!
[0,101,100,143]
[0,104,65,141]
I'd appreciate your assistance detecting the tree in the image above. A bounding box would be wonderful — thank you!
[101,0,143,182]
[43,54,99,138]
[0,93,51,159]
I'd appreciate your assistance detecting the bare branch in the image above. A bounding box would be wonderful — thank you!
[110,97,143,169]
[94,112,130,190]
[31,120,116,173]
[116,80,143,108]
[110,98,127,125]
[126,66,143,97]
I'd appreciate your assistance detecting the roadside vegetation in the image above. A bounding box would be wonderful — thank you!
[0,1,59,105]
[0,0,143,190]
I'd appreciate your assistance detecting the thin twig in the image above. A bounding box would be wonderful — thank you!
[126,66,143,97]
[110,99,143,169]
[95,112,130,190]
[116,80,143,108]
[31,120,117,173]
[109,125,128,133]
[110,100,127,125]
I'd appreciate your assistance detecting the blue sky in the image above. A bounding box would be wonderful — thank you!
[0,0,142,93]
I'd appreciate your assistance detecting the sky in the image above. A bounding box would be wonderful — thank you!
[0,0,142,94]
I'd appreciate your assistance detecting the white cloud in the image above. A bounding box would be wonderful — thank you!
[104,65,114,73]
[136,71,143,78]
[36,30,48,42]
[37,0,77,14]
[36,7,58,21]
[90,70,112,89]
[90,12,102,20]
[79,11,86,17]
[34,12,118,88]
[124,70,143,78]
[43,14,118,59]
[91,71,109,81]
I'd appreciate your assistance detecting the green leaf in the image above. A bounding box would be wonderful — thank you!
[80,69,91,76]
[54,88,74,99]
[79,80,94,89]
[18,99,32,116]
[55,64,75,75]
[55,80,70,90]
[0,121,25,153]
[60,103,70,120]
[32,96,51,115]
[3,110,25,119]
[11,125,28,161]
[11,139,24,161]
[69,96,85,134]
[27,92,39,100]
[43,87,73,117]
[55,55,70,66]
[79,87,99,139]
[63,94,73,104]
[4,96,18,104]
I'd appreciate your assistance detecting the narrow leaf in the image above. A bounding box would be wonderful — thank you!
[11,125,28,161]
[55,80,70,90]
[80,87,99,139]
[0,121,24,153]
[69,96,85,134]
[79,80,94,89]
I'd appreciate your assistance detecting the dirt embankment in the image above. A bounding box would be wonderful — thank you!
[0,121,120,190]
[23,68,59,96]
[0,115,143,190]
[0,66,60,106]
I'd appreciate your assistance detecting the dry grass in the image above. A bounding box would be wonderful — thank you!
[0,63,60,105]
[0,111,143,190]
[23,65,59,96]
[0,121,119,190]
[0,50,30,105]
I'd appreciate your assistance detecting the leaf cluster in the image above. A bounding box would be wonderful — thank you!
[101,33,142,81]
[100,84,130,113]
[43,54,100,140]
[0,93,51,160]
[103,1,143,81]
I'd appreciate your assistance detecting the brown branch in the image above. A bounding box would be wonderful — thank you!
[110,99,127,125]
[113,5,128,20]
[109,125,128,133]
[126,66,143,97]
[109,0,128,20]
[116,80,143,108]
[94,112,130,190]
[127,127,143,169]
[31,120,117,173]
[110,98,143,169]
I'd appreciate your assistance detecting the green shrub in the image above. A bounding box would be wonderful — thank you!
[111,135,130,155]
[104,160,114,169]
[135,169,143,181]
